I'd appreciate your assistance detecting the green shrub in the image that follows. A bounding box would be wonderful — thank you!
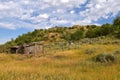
[94,53,116,63]
[105,54,116,63]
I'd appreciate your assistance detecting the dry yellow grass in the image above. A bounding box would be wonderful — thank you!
[0,44,120,80]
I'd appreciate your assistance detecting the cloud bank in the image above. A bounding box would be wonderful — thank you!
[0,0,120,29]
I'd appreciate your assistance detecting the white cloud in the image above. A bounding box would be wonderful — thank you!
[61,0,69,3]
[0,22,15,29]
[38,13,49,19]
[0,4,9,10]
[0,0,120,29]
[70,10,75,14]
[50,19,69,24]
[79,0,120,24]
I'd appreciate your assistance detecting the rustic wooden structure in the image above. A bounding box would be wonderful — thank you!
[10,41,45,56]
[10,46,19,53]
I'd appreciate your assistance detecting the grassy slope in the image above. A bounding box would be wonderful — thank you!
[0,44,120,80]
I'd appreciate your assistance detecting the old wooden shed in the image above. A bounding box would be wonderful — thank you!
[10,41,45,56]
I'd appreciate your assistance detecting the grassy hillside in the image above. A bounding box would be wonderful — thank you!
[0,44,120,80]
[0,16,119,80]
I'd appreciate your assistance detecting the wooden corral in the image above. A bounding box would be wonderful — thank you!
[10,41,45,56]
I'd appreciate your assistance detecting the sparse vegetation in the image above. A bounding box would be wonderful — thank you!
[0,44,120,80]
[94,53,116,63]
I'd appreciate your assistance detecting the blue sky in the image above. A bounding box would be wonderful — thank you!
[0,0,120,44]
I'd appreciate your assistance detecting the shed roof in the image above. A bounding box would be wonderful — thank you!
[11,46,19,49]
